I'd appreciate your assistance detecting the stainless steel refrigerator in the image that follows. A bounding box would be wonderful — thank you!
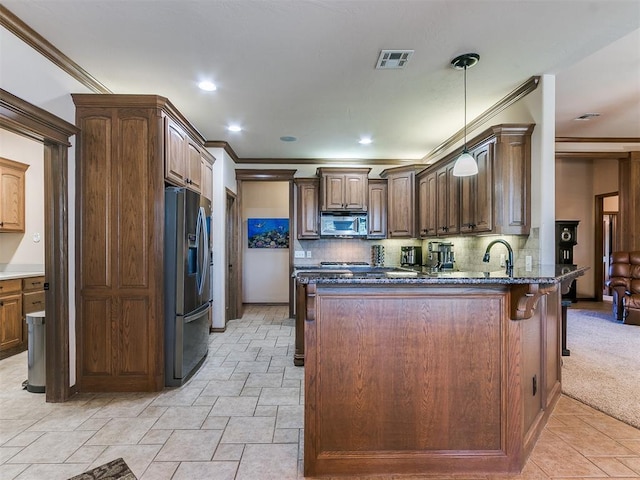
[164,187,212,386]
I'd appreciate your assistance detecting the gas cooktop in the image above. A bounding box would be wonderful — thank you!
[320,261,370,266]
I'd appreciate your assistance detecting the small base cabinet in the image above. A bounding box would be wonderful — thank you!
[0,275,45,360]
[0,279,23,358]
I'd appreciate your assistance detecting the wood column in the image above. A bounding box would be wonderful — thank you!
[619,152,640,251]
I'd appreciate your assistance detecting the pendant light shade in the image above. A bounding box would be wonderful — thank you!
[451,53,480,177]
[452,149,478,176]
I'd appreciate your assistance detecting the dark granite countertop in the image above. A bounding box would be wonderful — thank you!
[295,264,588,286]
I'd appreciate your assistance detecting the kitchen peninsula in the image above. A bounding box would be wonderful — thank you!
[297,265,586,476]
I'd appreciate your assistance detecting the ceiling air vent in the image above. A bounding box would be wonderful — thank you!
[376,50,414,69]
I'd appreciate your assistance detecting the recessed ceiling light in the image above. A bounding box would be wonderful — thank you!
[280,136,297,142]
[359,137,373,145]
[228,125,242,132]
[198,81,217,91]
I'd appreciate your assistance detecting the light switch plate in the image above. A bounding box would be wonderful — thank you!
[499,254,506,267]
[525,255,533,271]
[306,251,312,258]
[294,251,305,258]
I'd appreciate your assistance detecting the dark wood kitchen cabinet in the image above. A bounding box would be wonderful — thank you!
[367,179,387,239]
[417,169,437,238]
[317,167,369,211]
[418,124,533,238]
[73,94,213,392]
[460,138,494,234]
[381,165,417,238]
[436,162,459,236]
[296,178,320,239]
[165,117,206,193]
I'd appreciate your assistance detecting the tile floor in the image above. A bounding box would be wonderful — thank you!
[0,304,639,480]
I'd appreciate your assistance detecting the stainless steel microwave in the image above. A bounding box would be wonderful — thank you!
[320,213,368,237]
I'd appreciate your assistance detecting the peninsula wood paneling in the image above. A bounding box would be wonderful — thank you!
[304,282,562,476]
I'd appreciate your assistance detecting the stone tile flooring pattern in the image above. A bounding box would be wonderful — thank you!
[0,304,638,479]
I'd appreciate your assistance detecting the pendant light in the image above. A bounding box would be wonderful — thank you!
[451,53,480,177]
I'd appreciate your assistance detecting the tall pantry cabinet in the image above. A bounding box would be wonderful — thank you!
[73,94,213,392]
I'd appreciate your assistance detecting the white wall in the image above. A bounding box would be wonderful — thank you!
[242,182,289,303]
[209,147,237,329]
[0,130,45,266]
[1,24,94,386]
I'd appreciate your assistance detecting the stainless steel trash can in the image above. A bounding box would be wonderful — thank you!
[26,311,46,393]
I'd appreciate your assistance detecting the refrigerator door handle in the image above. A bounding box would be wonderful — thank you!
[195,206,209,296]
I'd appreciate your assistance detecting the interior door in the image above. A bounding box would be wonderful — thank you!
[225,189,238,322]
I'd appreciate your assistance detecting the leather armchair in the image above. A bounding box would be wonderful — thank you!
[607,252,630,321]
[623,251,640,325]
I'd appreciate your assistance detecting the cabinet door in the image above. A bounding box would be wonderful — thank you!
[367,180,387,238]
[186,141,202,193]
[344,173,367,211]
[297,179,320,239]
[323,174,345,211]
[0,293,23,352]
[418,171,437,238]
[165,117,187,186]
[445,163,460,235]
[0,158,28,233]
[201,158,213,201]
[472,141,494,233]
[436,167,448,235]
[387,171,415,238]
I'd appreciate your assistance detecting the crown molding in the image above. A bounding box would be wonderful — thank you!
[0,5,111,94]
[0,88,78,145]
[556,137,640,143]
[422,76,540,163]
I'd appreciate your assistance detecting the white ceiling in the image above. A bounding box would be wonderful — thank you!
[2,0,639,160]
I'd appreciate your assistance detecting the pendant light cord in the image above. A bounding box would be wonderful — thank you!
[463,63,467,150]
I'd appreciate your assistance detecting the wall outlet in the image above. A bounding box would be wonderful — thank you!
[499,253,506,267]
[306,251,312,258]
[525,255,533,271]
[294,250,305,258]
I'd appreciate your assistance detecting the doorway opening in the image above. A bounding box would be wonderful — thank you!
[594,192,619,302]
[225,189,239,324]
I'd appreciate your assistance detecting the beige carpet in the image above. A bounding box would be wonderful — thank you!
[562,301,640,429]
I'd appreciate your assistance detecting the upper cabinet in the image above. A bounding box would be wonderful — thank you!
[165,117,211,193]
[317,167,370,212]
[0,158,29,233]
[460,138,494,234]
[367,179,387,239]
[296,178,320,239]
[417,169,437,238]
[381,165,418,238]
[418,123,533,238]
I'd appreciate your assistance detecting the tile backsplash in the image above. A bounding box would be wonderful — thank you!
[294,231,540,271]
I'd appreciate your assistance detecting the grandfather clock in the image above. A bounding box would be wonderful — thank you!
[556,220,579,302]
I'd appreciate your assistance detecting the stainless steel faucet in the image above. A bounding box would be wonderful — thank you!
[483,239,514,275]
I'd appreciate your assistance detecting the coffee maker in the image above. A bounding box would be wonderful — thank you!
[425,241,455,271]
[400,246,422,267]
